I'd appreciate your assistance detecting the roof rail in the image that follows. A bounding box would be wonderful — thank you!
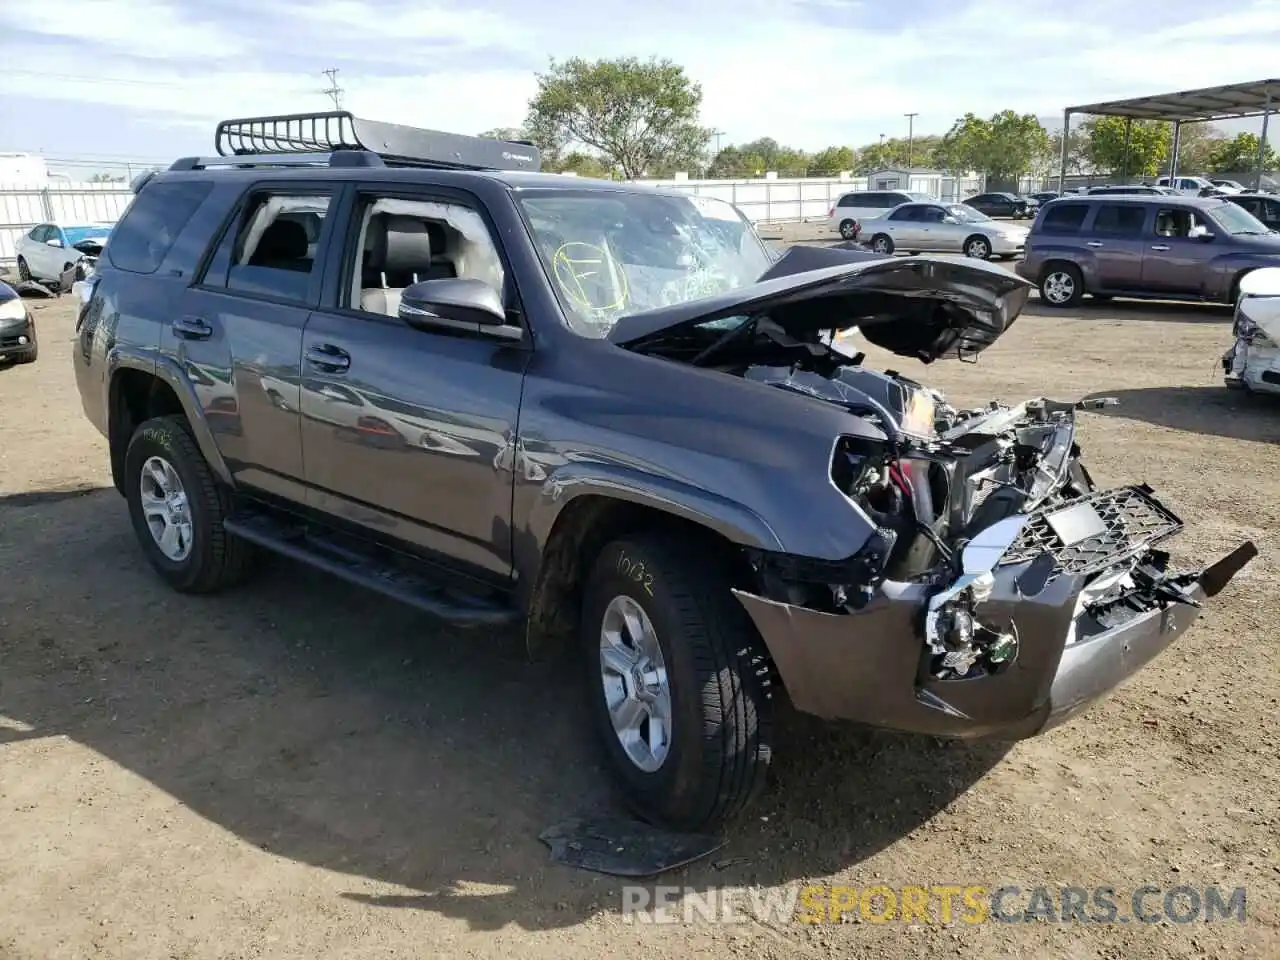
[204,110,541,172]
[168,152,381,172]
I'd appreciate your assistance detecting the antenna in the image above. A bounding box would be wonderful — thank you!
[320,68,344,110]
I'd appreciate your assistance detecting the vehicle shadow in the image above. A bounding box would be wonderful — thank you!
[1081,385,1280,443]
[1022,296,1233,323]
[0,489,1011,934]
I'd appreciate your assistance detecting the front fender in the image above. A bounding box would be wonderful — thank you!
[524,460,785,556]
[107,345,233,488]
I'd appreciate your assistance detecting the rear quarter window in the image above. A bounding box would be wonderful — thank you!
[107,179,215,274]
[1038,203,1089,234]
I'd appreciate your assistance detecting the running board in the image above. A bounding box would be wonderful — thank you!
[223,512,520,627]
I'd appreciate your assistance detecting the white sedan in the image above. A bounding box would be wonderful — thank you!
[859,202,1029,260]
[15,221,112,284]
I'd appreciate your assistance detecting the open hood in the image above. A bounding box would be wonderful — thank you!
[607,247,1033,364]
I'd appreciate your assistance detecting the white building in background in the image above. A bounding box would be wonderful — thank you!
[863,168,977,202]
[0,153,71,184]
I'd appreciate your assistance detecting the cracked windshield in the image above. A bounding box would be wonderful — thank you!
[519,190,773,336]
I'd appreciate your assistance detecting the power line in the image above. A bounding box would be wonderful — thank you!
[320,68,344,110]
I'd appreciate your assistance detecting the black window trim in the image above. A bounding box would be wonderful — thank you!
[316,181,532,344]
[192,179,345,310]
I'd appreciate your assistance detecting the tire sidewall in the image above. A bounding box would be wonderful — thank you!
[872,234,893,254]
[123,419,216,590]
[1040,265,1081,306]
[580,539,713,822]
[966,236,991,259]
[17,257,29,281]
[839,219,857,239]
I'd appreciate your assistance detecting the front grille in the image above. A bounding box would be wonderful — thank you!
[998,485,1183,577]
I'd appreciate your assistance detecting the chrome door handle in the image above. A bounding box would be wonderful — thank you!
[305,344,350,372]
[1085,241,1103,248]
[172,315,212,340]
[1150,244,1171,251]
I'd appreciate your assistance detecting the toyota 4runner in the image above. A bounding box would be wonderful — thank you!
[73,111,1256,833]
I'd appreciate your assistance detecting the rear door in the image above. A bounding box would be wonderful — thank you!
[179,181,343,501]
[1139,205,1215,294]
[885,204,927,246]
[1086,203,1149,289]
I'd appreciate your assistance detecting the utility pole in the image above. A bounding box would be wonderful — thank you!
[709,129,726,154]
[904,112,919,168]
[320,68,344,110]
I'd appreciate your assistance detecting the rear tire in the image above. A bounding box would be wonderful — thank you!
[870,234,894,255]
[580,533,773,833]
[123,415,255,593]
[838,219,858,240]
[1039,263,1084,307]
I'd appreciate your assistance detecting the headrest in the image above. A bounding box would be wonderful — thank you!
[363,213,389,272]
[251,218,308,263]
[383,215,434,273]
[424,221,448,253]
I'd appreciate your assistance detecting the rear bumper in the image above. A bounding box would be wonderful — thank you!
[734,539,1256,740]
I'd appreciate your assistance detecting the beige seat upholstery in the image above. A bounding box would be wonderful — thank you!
[359,215,456,316]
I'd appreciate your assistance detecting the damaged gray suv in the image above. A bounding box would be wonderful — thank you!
[73,112,1256,833]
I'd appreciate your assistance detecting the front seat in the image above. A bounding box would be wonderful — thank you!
[249,218,310,270]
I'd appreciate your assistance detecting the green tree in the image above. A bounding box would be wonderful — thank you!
[1042,127,1089,177]
[1206,132,1278,174]
[525,56,710,179]
[478,127,528,142]
[1173,123,1225,174]
[1081,116,1170,177]
[555,151,618,179]
[939,111,1048,181]
[808,146,856,176]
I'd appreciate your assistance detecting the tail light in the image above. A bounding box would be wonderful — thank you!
[828,206,835,218]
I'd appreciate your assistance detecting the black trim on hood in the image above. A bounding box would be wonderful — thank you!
[607,249,1034,364]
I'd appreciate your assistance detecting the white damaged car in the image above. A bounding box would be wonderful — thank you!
[1223,267,1280,396]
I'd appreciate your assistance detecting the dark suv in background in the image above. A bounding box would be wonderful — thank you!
[1017,194,1280,306]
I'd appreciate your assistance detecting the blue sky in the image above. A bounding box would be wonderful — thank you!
[2,0,1279,173]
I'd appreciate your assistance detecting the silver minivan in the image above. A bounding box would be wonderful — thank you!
[828,189,935,239]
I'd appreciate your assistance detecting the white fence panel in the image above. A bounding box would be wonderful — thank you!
[1,182,133,265]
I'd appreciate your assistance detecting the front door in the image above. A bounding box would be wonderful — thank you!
[1086,203,1149,290]
[299,185,531,581]
[1139,206,1215,294]
[178,183,342,502]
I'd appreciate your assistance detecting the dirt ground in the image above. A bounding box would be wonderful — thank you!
[2,278,1278,960]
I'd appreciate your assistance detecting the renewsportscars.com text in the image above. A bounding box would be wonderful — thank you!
[621,884,1248,925]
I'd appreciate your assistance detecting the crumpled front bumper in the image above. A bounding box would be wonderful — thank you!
[733,540,1256,740]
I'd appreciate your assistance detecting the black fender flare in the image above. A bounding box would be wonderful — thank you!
[106,346,233,488]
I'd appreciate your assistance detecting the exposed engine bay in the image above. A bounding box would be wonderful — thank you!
[610,250,1255,727]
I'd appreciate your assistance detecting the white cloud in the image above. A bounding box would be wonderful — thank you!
[4,0,1280,154]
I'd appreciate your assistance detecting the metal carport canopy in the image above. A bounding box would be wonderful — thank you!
[1057,78,1280,189]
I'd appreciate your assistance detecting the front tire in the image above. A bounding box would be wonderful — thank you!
[581,533,773,833]
[16,257,30,282]
[123,415,255,593]
[964,235,993,259]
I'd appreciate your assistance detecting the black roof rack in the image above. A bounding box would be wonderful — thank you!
[168,110,541,173]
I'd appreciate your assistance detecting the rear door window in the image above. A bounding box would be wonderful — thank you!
[108,179,215,274]
[1092,204,1147,236]
[888,204,922,221]
[1039,203,1089,233]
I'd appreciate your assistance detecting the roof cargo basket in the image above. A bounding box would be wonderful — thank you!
[179,110,541,172]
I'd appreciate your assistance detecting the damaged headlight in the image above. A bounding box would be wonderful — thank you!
[922,516,1026,680]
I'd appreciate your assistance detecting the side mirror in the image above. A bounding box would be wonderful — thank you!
[46,237,63,248]
[1188,225,1214,242]
[1237,266,1280,298]
[398,278,518,339]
